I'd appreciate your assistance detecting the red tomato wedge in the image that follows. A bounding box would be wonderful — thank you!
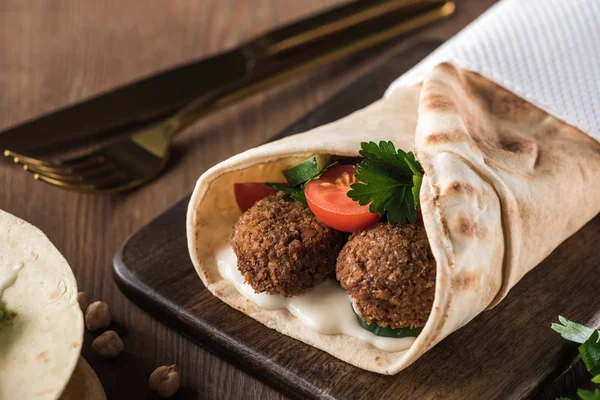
[234,183,278,213]
[305,165,380,232]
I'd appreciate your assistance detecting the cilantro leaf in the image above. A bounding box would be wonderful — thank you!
[593,376,600,384]
[347,141,422,224]
[552,316,597,344]
[577,389,600,400]
[580,331,600,376]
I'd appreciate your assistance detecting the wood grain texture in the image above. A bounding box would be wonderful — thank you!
[0,0,501,398]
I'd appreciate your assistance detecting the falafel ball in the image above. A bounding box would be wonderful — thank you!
[230,192,346,296]
[336,222,436,329]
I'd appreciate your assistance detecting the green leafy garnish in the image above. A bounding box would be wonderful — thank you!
[352,304,422,338]
[347,141,423,225]
[264,183,308,206]
[577,389,600,400]
[553,316,600,399]
[266,155,335,206]
[290,191,308,207]
[581,331,600,376]
[552,316,598,344]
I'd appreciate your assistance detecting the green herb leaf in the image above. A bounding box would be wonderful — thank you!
[358,141,413,174]
[552,316,597,344]
[351,303,422,338]
[556,397,572,400]
[580,331,600,376]
[347,141,422,224]
[264,183,297,195]
[553,317,600,399]
[412,173,423,211]
[264,183,308,206]
[290,191,308,207]
[405,151,424,210]
[577,388,600,400]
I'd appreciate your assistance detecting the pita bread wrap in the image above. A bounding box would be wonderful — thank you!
[187,63,600,374]
[0,210,84,399]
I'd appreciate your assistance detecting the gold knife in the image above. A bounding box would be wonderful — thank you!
[0,0,454,156]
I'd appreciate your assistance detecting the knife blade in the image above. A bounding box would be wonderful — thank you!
[1,0,453,155]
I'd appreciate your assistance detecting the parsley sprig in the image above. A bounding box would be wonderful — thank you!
[552,316,600,399]
[347,141,423,224]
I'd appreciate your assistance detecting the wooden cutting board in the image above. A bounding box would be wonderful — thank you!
[113,41,600,400]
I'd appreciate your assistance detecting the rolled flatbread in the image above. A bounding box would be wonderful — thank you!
[187,64,600,374]
[0,210,84,399]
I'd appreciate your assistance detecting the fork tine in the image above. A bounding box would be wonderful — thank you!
[26,167,128,192]
[21,161,116,181]
[5,114,172,193]
[4,150,105,171]
[22,163,116,182]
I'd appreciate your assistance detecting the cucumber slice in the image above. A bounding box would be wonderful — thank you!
[283,155,330,187]
[352,304,422,338]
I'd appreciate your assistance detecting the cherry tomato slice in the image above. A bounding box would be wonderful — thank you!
[304,165,380,232]
[234,183,278,213]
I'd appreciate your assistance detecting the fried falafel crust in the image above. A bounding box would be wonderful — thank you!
[336,222,436,329]
[231,192,346,296]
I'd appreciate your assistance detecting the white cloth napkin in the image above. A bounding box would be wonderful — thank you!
[386,0,600,142]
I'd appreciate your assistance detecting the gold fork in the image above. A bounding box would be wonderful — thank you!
[4,91,223,192]
[4,0,454,193]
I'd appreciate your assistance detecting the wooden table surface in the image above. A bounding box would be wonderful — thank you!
[0,1,496,398]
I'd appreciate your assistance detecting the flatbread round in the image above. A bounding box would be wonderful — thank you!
[0,210,84,399]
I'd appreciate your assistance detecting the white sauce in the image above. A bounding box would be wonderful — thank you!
[216,244,415,352]
[0,263,23,297]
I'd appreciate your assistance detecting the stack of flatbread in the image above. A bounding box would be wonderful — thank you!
[0,210,105,399]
